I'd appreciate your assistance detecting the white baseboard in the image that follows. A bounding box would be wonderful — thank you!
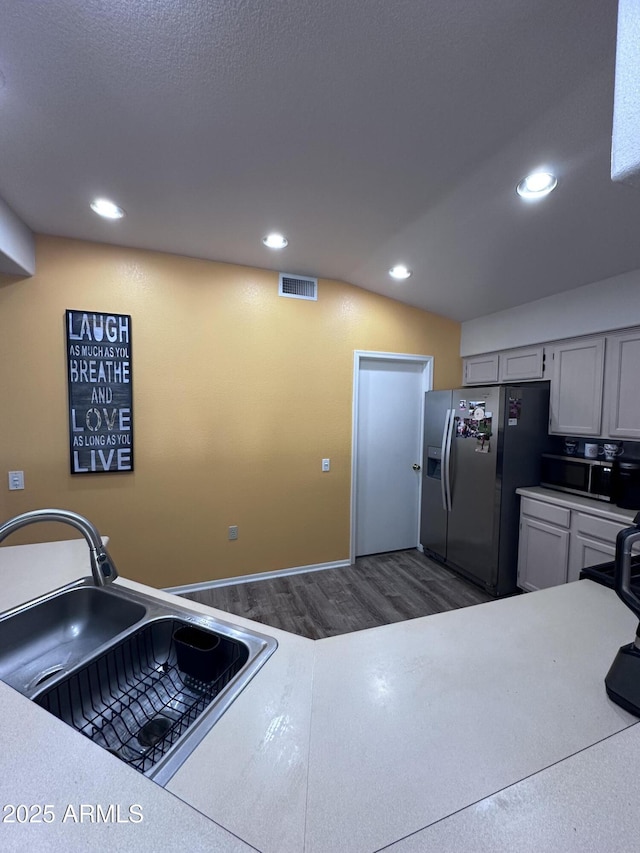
[163,558,351,595]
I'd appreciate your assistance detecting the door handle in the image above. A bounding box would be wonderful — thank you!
[443,409,455,512]
[441,409,451,511]
[412,463,421,471]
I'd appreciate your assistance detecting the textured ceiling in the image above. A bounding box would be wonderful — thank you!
[0,0,636,321]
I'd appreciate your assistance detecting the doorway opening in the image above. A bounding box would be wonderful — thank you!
[350,351,433,564]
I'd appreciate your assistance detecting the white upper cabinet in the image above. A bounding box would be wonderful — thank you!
[498,346,545,383]
[463,353,499,385]
[463,346,545,386]
[548,337,605,436]
[462,324,640,438]
[605,329,640,439]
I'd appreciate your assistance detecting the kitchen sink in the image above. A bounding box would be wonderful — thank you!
[35,617,251,783]
[0,578,277,785]
[0,585,146,695]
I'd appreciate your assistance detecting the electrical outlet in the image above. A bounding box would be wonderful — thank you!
[322,458,330,472]
[228,525,238,541]
[8,470,25,490]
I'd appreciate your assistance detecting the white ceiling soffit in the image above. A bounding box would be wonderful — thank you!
[0,197,34,276]
[0,1,638,320]
[612,0,640,189]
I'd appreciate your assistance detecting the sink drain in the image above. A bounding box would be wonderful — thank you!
[136,716,172,749]
[30,667,65,689]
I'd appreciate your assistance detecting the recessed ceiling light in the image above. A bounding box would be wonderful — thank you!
[90,198,125,219]
[516,171,557,200]
[389,265,412,280]
[262,233,288,249]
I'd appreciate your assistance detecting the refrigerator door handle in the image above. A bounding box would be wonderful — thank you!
[444,408,455,512]
[440,409,451,511]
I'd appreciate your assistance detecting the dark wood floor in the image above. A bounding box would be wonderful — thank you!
[180,549,493,640]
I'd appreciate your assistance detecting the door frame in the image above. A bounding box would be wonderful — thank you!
[350,351,434,564]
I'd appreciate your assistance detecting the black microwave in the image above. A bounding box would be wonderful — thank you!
[540,454,613,502]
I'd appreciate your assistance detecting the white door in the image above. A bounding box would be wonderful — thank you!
[354,358,427,557]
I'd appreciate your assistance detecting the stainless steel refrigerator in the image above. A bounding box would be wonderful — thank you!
[420,384,550,596]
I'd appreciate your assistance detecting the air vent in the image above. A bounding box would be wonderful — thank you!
[279,273,318,301]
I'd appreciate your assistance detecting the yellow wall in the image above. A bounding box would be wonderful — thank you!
[0,235,461,587]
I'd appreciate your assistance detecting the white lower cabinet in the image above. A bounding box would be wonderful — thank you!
[517,517,569,591]
[567,535,615,583]
[566,511,632,582]
[517,495,635,592]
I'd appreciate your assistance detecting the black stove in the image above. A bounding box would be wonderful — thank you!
[580,554,640,591]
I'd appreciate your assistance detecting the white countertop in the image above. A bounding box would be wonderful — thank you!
[385,723,640,853]
[2,538,640,852]
[516,485,638,523]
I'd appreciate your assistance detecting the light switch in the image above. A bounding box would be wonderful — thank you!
[322,458,330,472]
[8,470,25,490]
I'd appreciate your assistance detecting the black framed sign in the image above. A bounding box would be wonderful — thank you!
[65,309,134,474]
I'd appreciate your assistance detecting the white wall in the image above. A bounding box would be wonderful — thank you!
[460,268,640,356]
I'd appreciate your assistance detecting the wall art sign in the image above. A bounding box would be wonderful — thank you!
[65,309,134,474]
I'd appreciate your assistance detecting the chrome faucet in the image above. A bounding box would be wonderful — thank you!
[0,508,118,587]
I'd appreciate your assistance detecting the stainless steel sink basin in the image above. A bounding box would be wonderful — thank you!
[36,617,251,783]
[0,578,277,785]
[0,585,146,695]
